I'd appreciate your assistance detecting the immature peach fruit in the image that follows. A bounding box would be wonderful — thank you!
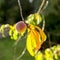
[16,21,27,33]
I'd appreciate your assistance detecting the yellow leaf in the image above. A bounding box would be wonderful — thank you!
[26,32,35,56]
[35,26,47,45]
[31,29,41,50]
[26,25,47,56]
[26,28,41,56]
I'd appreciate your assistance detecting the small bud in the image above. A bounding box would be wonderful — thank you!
[16,21,27,33]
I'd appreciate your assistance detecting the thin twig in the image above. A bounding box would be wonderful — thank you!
[13,36,21,60]
[47,33,51,47]
[46,30,60,36]
[13,46,16,60]
[13,36,21,47]
[16,47,26,60]
[13,32,27,47]
[18,0,24,21]
[42,15,45,31]
[41,1,48,12]
[37,0,45,13]
[49,32,60,36]
[13,34,27,60]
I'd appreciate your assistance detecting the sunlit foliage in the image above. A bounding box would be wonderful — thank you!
[35,45,60,60]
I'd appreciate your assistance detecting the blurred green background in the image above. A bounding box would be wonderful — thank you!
[0,0,60,60]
